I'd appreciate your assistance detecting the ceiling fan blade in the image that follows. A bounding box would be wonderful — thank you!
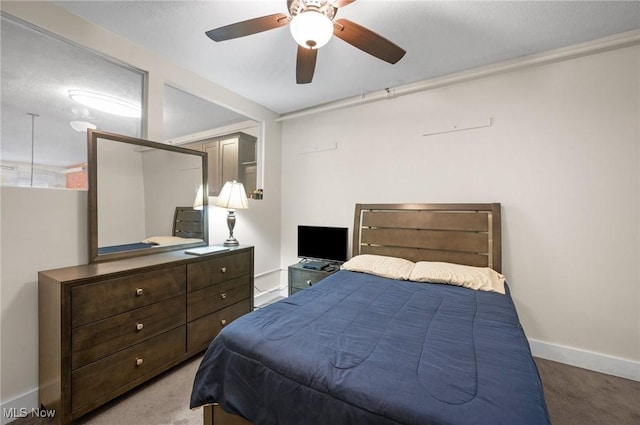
[331,0,357,7]
[296,46,317,84]
[205,13,289,42]
[333,18,406,64]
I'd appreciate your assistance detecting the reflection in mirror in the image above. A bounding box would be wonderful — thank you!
[162,84,263,198]
[89,130,208,263]
[1,15,143,188]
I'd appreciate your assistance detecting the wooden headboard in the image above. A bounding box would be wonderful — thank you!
[352,203,502,273]
[173,206,205,240]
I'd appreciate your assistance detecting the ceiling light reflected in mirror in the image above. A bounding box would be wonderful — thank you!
[70,120,97,132]
[68,90,141,118]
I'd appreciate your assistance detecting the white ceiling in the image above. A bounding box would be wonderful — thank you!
[1,1,638,169]
[52,0,640,115]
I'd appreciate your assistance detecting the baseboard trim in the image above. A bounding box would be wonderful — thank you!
[254,285,287,308]
[254,269,287,308]
[0,388,39,425]
[529,338,640,382]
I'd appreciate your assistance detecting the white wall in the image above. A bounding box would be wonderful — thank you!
[0,1,282,414]
[281,45,640,377]
[0,187,88,416]
[97,139,146,246]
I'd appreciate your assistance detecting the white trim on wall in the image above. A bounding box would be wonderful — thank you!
[529,339,640,382]
[0,389,39,425]
[254,269,288,307]
[278,29,640,121]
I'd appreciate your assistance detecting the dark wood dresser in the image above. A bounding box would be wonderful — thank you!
[38,246,253,425]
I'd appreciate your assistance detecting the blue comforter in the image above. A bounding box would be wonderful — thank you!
[191,270,550,425]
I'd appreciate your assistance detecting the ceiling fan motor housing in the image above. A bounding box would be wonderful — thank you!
[289,0,337,20]
[206,0,406,84]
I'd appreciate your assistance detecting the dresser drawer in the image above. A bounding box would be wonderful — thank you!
[71,326,185,412]
[187,299,251,353]
[71,266,186,327]
[187,275,251,322]
[71,296,185,369]
[187,251,251,292]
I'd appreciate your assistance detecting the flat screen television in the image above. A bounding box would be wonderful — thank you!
[297,225,348,263]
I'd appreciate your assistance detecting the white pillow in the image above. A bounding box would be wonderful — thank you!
[408,261,505,294]
[341,254,415,280]
[142,236,203,246]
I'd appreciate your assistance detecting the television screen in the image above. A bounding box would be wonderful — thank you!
[297,226,348,263]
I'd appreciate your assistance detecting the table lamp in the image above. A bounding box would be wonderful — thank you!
[215,180,249,246]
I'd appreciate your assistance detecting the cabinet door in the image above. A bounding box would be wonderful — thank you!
[243,164,257,194]
[185,133,256,196]
[204,141,220,196]
[220,138,238,186]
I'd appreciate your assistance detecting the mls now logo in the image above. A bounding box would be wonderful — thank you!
[3,407,56,418]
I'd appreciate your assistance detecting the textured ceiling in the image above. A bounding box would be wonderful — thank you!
[0,12,252,166]
[52,0,640,114]
[2,1,638,168]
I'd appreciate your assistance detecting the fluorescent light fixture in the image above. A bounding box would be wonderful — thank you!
[70,120,97,132]
[68,90,141,118]
[290,10,333,49]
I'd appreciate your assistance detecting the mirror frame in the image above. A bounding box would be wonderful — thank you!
[88,129,208,263]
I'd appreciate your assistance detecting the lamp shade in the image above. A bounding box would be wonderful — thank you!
[193,184,204,210]
[215,181,249,210]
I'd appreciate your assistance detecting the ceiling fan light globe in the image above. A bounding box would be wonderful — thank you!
[290,10,333,49]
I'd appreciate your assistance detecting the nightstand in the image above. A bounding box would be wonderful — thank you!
[288,262,340,295]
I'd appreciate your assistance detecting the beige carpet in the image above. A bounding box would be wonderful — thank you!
[11,356,640,425]
[535,357,640,425]
[12,355,204,425]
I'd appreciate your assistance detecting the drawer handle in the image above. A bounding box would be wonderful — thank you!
[220,293,227,300]
[306,280,312,286]
[220,319,227,326]
[135,358,144,367]
[220,267,227,274]
[135,288,144,296]
[136,322,144,331]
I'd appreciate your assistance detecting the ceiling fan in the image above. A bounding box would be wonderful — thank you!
[205,0,406,84]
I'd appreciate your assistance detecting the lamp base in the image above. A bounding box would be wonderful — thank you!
[223,237,239,247]
[223,210,239,246]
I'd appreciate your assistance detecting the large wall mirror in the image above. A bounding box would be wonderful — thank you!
[162,84,263,198]
[1,15,144,188]
[88,130,208,263]
[1,16,263,196]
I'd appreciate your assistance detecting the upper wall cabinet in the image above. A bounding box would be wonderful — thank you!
[188,132,257,196]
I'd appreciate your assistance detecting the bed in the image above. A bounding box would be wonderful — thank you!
[97,206,204,254]
[190,203,550,425]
